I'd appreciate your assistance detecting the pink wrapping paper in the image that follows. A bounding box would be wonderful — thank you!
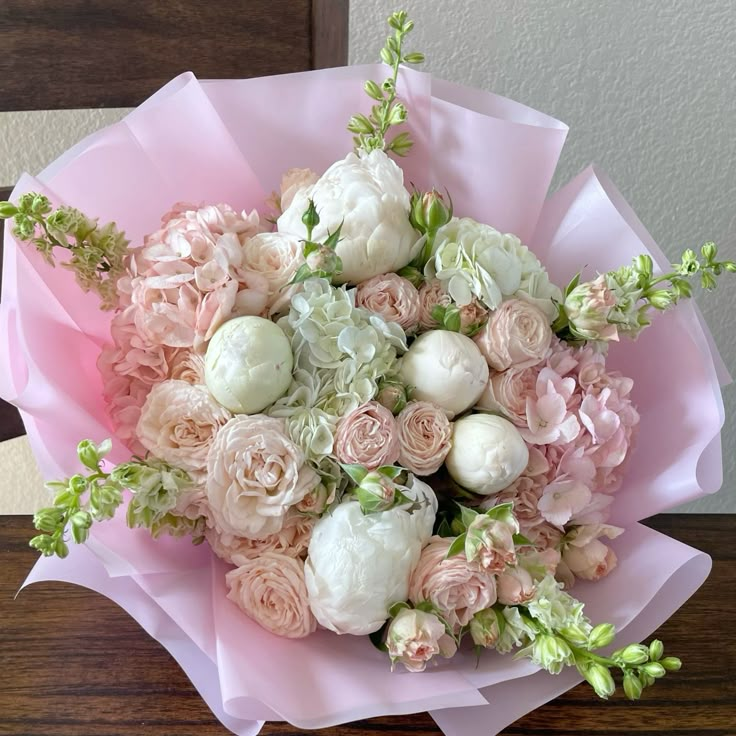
[1,67,728,734]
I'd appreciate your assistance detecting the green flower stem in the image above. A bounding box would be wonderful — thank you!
[347,12,424,155]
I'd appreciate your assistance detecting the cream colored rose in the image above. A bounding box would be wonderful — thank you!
[408,536,497,632]
[226,552,316,638]
[396,401,452,475]
[474,299,552,371]
[240,231,302,314]
[206,510,315,565]
[206,415,318,539]
[334,401,400,470]
[136,379,231,474]
[386,608,457,672]
[279,167,319,211]
[355,273,421,332]
[168,351,206,385]
[475,364,537,426]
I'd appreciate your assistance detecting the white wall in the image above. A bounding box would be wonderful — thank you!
[0,0,733,511]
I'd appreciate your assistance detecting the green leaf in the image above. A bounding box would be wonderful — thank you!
[323,222,344,250]
[485,502,514,522]
[377,465,403,480]
[458,503,479,529]
[443,307,462,332]
[341,463,368,486]
[289,263,314,285]
[436,518,453,538]
[430,305,446,324]
[564,272,582,297]
[512,533,533,546]
[388,601,410,618]
[369,621,389,652]
[446,533,467,559]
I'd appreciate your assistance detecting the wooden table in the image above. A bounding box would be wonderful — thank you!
[1,514,733,736]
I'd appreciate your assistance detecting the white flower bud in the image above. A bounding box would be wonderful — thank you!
[444,414,528,495]
[399,330,488,417]
[205,316,293,414]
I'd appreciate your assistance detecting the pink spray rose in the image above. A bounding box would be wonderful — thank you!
[355,273,421,332]
[474,298,552,371]
[386,608,457,672]
[464,514,518,573]
[226,552,316,638]
[496,565,537,605]
[476,364,538,426]
[334,401,400,470]
[409,536,497,632]
[417,279,488,333]
[396,401,452,475]
[563,539,618,582]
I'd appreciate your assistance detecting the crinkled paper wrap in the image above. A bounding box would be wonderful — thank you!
[0,66,729,735]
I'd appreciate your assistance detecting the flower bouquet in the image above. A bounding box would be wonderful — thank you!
[0,10,731,735]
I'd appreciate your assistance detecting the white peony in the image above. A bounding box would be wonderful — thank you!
[304,477,437,635]
[444,413,529,495]
[205,316,293,414]
[277,150,419,284]
[399,330,489,418]
[426,217,561,318]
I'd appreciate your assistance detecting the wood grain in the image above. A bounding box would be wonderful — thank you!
[1,514,733,735]
[0,0,328,111]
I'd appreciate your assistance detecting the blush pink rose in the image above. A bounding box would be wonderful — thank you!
[356,273,421,332]
[476,364,538,426]
[168,351,206,385]
[496,566,536,605]
[396,401,452,475]
[334,401,400,470]
[206,415,319,540]
[474,299,552,371]
[562,539,618,582]
[240,231,303,315]
[409,536,497,632]
[386,608,457,672]
[465,515,518,573]
[206,510,315,565]
[136,379,232,475]
[225,552,317,638]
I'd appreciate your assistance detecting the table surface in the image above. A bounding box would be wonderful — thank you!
[1,514,734,736]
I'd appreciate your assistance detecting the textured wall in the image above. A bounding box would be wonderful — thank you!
[0,0,733,511]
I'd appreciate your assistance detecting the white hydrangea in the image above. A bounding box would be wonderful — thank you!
[426,217,561,319]
[305,477,437,635]
[277,150,420,284]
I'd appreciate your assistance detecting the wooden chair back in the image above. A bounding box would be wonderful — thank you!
[0,0,349,440]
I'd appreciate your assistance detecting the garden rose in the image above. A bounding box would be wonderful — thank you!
[417,279,488,333]
[386,608,457,672]
[240,231,303,314]
[136,379,231,475]
[206,510,315,565]
[465,513,518,572]
[474,298,552,371]
[476,364,537,425]
[396,401,452,475]
[226,552,316,638]
[355,272,421,331]
[497,566,537,605]
[409,536,497,632]
[206,415,318,539]
[334,401,400,469]
[563,539,618,582]
[564,274,619,342]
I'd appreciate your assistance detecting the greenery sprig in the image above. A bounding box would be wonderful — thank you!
[289,200,344,284]
[348,11,424,156]
[30,439,198,558]
[0,193,129,310]
[554,241,735,344]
